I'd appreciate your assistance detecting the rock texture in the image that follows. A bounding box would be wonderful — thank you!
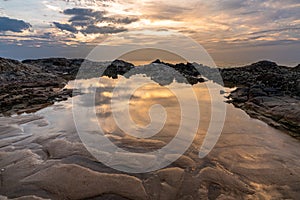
[0,58,76,115]
[0,57,207,115]
[1,57,300,136]
[220,61,300,137]
[1,109,300,200]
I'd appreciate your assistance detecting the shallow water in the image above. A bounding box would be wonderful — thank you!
[0,76,300,199]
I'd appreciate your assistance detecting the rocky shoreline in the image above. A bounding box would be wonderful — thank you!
[0,58,78,115]
[220,61,300,138]
[0,58,205,115]
[1,57,300,199]
[0,57,299,137]
[2,100,300,199]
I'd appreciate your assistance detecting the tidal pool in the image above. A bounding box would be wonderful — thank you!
[0,76,299,199]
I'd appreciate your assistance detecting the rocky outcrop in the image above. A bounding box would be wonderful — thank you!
[101,59,205,85]
[1,57,300,137]
[221,61,300,137]
[22,58,83,80]
[221,61,300,96]
[0,58,77,115]
[151,59,205,85]
[102,59,134,79]
[0,57,208,115]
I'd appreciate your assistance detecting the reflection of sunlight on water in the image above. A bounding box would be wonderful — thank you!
[2,74,300,195]
[2,74,300,191]
[66,75,224,152]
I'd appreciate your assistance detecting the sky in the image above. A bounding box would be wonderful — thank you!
[0,0,299,67]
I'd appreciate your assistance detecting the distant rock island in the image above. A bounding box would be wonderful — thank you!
[0,57,299,137]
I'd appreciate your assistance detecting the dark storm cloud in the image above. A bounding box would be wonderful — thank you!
[53,22,78,33]
[0,17,31,32]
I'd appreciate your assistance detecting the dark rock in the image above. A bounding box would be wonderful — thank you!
[221,60,300,137]
[249,87,267,98]
[293,64,300,72]
[0,57,77,115]
[103,60,134,78]
[152,59,162,64]
[1,56,300,138]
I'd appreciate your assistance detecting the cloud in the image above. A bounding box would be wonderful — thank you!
[215,0,246,10]
[249,27,300,36]
[82,25,127,34]
[140,2,194,20]
[0,17,31,32]
[1,0,300,66]
[53,7,137,35]
[112,16,139,24]
[69,15,91,22]
[63,8,95,16]
[53,22,78,33]
[63,7,137,25]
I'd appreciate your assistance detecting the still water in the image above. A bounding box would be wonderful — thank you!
[0,76,300,199]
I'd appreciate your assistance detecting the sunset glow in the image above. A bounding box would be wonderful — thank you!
[0,0,299,66]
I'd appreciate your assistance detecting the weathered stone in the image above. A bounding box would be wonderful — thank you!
[222,61,300,137]
[21,164,148,200]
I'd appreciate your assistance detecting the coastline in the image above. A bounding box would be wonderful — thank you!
[0,57,299,138]
[0,57,300,199]
[220,61,300,138]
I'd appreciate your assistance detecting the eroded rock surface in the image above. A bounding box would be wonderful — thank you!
[0,58,75,115]
[0,101,300,200]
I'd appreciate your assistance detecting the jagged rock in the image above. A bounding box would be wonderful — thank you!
[102,59,134,79]
[22,58,83,79]
[0,57,209,114]
[0,58,73,114]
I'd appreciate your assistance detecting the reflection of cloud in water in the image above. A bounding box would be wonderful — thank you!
[69,75,219,153]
